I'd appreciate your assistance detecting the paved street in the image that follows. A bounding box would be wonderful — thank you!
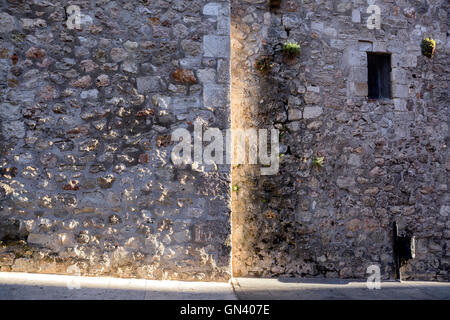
[233,277,450,300]
[0,272,236,300]
[0,273,448,300]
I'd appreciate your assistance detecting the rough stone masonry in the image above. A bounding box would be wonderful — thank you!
[0,0,448,282]
[0,0,231,281]
[231,0,448,281]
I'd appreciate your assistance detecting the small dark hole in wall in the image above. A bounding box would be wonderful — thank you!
[268,0,283,9]
[367,52,392,99]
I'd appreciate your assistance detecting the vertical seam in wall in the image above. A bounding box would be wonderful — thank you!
[227,0,234,280]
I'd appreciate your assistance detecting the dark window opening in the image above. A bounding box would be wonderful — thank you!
[367,53,391,99]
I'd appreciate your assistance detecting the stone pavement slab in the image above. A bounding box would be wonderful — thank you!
[233,278,450,300]
[0,272,237,300]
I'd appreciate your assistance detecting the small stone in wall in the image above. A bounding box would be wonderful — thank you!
[337,176,355,189]
[10,55,19,67]
[172,68,197,84]
[347,219,362,232]
[285,1,299,12]
[96,74,110,87]
[80,89,99,100]
[63,180,80,191]
[76,232,90,244]
[403,7,416,19]
[109,214,122,225]
[288,108,302,121]
[307,121,322,131]
[122,61,138,74]
[156,135,173,148]
[56,58,76,70]
[80,59,98,72]
[40,153,58,168]
[71,75,92,88]
[110,47,128,62]
[137,76,163,93]
[25,47,45,60]
[369,166,385,176]
[136,108,154,117]
[364,187,379,195]
[21,18,46,30]
[124,41,139,52]
[440,206,449,217]
[0,253,15,266]
[79,138,99,152]
[138,154,150,164]
[97,174,116,189]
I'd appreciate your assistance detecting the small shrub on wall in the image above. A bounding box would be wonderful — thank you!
[255,56,274,74]
[421,38,436,58]
[281,41,301,58]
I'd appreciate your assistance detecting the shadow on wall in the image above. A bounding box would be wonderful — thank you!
[231,0,319,279]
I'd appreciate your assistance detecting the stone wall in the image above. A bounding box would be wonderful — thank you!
[0,0,231,281]
[0,0,448,283]
[231,0,449,281]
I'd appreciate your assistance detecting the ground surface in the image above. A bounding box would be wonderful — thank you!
[0,273,448,300]
[233,277,450,300]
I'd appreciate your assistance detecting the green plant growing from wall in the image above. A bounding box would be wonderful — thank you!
[312,156,325,168]
[255,56,274,74]
[268,0,283,8]
[421,38,436,58]
[282,41,301,58]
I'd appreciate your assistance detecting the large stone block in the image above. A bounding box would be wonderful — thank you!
[203,35,230,58]
[203,2,222,16]
[392,54,417,68]
[345,50,367,67]
[217,59,230,83]
[392,84,409,98]
[203,84,228,109]
[394,99,408,111]
[352,9,361,23]
[358,41,373,52]
[0,103,21,120]
[350,82,368,97]
[197,68,216,83]
[218,15,230,35]
[392,68,409,84]
[350,67,368,82]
